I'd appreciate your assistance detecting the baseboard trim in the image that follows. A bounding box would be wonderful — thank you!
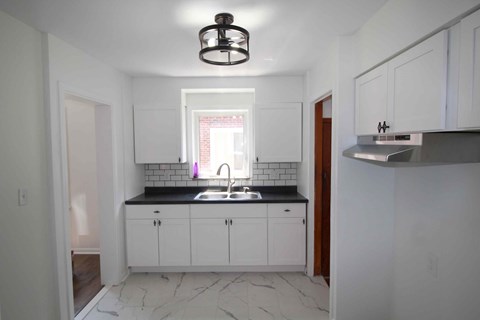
[74,285,110,320]
[129,265,305,273]
[72,248,100,255]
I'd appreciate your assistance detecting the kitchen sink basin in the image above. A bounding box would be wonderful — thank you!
[194,191,262,201]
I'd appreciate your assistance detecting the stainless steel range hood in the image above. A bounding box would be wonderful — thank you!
[343,132,480,166]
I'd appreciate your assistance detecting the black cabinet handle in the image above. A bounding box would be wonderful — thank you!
[256,157,259,162]
[377,122,382,133]
[154,210,160,214]
[158,219,161,226]
[381,121,390,133]
[225,219,228,225]
[178,157,181,163]
[230,219,233,225]
[284,209,291,212]
[303,219,305,225]
[153,220,157,226]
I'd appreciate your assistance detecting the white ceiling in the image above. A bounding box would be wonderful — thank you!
[0,0,388,77]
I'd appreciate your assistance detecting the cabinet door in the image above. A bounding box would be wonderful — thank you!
[191,219,229,266]
[255,103,302,162]
[126,220,159,267]
[387,30,448,133]
[355,64,388,135]
[229,218,268,266]
[158,219,191,266]
[458,9,480,128]
[134,105,184,164]
[268,218,306,265]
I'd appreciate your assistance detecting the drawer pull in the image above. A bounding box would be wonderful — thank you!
[154,210,160,214]
[153,220,157,226]
[303,219,305,225]
[225,219,228,225]
[158,219,161,226]
[284,209,291,212]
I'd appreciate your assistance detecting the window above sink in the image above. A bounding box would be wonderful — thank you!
[183,89,254,179]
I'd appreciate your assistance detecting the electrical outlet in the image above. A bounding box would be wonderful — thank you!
[18,188,27,206]
[427,252,439,278]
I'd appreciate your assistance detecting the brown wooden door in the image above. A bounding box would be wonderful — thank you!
[321,119,331,280]
[314,97,331,283]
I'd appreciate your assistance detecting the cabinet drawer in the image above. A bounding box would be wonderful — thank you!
[267,203,305,218]
[126,204,189,219]
[190,204,267,218]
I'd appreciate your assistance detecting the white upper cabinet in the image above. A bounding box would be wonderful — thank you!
[134,105,186,164]
[388,30,448,133]
[355,64,388,135]
[458,9,480,128]
[255,103,302,162]
[355,30,448,135]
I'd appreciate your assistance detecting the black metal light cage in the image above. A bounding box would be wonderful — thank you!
[199,13,250,66]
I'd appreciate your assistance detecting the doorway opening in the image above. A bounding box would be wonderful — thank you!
[314,95,332,284]
[64,95,111,316]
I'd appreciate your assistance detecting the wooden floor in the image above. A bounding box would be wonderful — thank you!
[73,254,103,316]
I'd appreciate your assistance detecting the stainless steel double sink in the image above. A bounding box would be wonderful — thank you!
[194,191,262,201]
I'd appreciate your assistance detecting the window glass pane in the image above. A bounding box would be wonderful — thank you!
[196,113,246,177]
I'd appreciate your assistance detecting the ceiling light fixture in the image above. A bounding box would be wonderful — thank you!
[199,13,250,66]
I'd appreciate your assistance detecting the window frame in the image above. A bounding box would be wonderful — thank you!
[186,104,253,179]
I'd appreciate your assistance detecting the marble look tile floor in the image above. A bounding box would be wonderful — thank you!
[84,272,329,320]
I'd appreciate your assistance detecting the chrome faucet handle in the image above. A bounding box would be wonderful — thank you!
[243,187,250,193]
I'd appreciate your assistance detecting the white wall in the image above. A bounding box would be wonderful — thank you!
[0,10,59,320]
[65,98,100,252]
[133,76,303,106]
[393,164,480,320]
[354,0,480,74]
[351,1,480,319]
[43,33,142,317]
[304,1,480,319]
[44,32,142,284]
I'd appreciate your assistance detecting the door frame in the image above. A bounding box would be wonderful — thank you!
[48,82,116,319]
[313,96,332,276]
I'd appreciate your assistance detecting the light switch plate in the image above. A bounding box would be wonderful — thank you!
[18,188,27,206]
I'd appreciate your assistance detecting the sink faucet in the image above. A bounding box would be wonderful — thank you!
[216,163,235,193]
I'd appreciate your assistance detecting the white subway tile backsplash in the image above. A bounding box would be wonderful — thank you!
[144,162,297,187]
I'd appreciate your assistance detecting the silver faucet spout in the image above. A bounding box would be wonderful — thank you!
[216,163,235,193]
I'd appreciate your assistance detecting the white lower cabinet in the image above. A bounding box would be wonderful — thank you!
[229,218,268,265]
[126,219,159,267]
[126,205,190,267]
[190,204,268,266]
[126,202,306,268]
[191,218,230,266]
[268,203,306,265]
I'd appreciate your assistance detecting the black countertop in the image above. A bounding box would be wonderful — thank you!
[125,186,308,205]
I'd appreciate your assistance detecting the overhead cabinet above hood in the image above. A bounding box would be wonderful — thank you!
[343,132,480,166]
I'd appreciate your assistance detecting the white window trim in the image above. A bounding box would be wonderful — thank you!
[186,104,253,179]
